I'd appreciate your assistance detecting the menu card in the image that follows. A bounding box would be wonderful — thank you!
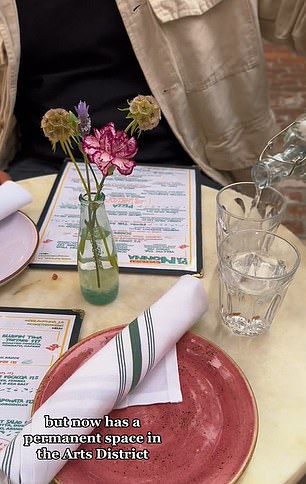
[0,308,83,451]
[31,162,203,275]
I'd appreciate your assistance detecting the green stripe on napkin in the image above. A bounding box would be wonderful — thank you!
[115,333,127,403]
[129,319,142,390]
[144,309,155,371]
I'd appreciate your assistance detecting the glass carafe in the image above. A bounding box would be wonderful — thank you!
[252,114,306,188]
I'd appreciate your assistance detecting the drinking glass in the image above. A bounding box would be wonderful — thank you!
[216,182,287,247]
[217,229,300,336]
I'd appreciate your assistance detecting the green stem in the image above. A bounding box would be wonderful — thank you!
[78,195,118,273]
[86,203,101,288]
[92,205,119,270]
[78,141,98,195]
[66,144,89,196]
[78,202,101,289]
[84,155,91,199]
[125,120,135,133]
[96,176,106,199]
[89,162,100,193]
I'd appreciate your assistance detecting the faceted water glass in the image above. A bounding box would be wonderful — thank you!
[217,229,300,336]
[216,182,287,247]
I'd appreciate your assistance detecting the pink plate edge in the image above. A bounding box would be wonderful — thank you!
[32,326,259,484]
[0,211,39,286]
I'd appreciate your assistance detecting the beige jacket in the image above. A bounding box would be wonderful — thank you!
[0,0,306,185]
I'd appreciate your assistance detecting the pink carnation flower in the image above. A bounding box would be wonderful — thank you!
[82,122,138,176]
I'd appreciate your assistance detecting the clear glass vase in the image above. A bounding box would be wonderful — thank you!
[77,192,119,305]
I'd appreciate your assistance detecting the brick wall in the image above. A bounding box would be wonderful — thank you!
[265,43,306,128]
[264,43,306,241]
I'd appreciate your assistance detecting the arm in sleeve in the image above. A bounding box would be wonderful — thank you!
[259,0,306,56]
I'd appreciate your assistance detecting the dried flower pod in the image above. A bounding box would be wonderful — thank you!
[124,95,161,136]
[41,108,77,153]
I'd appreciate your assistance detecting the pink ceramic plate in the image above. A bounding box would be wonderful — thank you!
[33,328,258,484]
[0,211,39,286]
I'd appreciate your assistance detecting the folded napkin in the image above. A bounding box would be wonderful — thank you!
[0,275,208,484]
[0,181,32,222]
[115,345,182,408]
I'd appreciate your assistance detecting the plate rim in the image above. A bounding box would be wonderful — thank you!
[32,326,259,484]
[0,210,39,286]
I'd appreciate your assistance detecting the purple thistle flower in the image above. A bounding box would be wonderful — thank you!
[75,100,91,136]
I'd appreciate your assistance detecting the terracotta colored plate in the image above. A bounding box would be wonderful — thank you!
[33,328,258,484]
[0,211,39,286]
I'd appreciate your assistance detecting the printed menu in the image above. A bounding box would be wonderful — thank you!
[31,162,203,275]
[0,308,83,451]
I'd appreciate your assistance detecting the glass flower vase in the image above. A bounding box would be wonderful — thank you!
[77,192,119,305]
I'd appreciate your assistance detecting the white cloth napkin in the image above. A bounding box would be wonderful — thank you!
[0,275,208,484]
[115,345,182,409]
[0,181,32,222]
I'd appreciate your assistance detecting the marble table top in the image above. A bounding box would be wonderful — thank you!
[1,174,306,484]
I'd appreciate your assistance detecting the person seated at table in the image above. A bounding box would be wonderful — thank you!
[0,0,305,188]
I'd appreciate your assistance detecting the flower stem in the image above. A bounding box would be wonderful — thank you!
[92,207,118,270]
[96,176,107,198]
[89,162,100,192]
[86,203,101,288]
[65,144,89,196]
[78,195,118,287]
[125,120,135,133]
[84,155,91,199]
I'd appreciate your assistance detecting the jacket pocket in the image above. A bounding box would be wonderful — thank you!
[149,0,225,22]
[149,0,260,92]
